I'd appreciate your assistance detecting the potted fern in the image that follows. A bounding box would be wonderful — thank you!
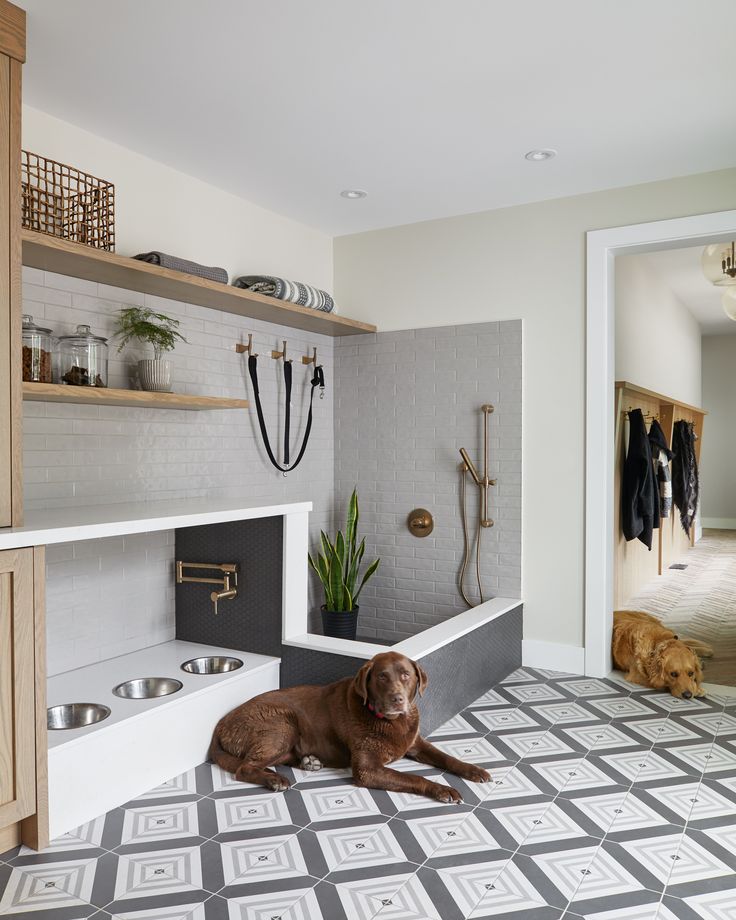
[309,489,380,640]
[113,307,187,393]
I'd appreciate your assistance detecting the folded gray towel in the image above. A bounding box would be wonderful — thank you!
[234,275,335,313]
[135,252,228,285]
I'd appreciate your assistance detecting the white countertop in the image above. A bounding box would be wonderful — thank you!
[0,496,312,549]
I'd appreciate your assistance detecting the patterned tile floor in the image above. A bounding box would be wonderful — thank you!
[4,666,736,920]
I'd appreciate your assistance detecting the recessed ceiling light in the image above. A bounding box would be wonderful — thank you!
[524,148,557,162]
[340,189,368,199]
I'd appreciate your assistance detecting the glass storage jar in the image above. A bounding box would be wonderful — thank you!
[21,315,54,383]
[57,324,108,387]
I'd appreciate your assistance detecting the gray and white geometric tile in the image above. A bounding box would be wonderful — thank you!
[3,665,736,919]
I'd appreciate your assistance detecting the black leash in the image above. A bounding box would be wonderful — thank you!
[283,359,292,466]
[247,354,325,474]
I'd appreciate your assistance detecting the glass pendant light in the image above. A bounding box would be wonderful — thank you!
[702,241,736,286]
[723,287,736,321]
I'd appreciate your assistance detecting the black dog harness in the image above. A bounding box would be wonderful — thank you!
[247,353,325,474]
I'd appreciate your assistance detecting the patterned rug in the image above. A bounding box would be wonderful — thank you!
[625,529,736,688]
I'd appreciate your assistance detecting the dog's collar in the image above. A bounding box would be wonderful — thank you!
[365,700,385,719]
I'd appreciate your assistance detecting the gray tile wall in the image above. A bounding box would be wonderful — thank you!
[332,321,522,643]
[23,266,335,673]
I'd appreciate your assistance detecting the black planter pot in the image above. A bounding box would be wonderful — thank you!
[321,605,359,640]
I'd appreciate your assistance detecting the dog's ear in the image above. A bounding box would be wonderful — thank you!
[413,661,429,698]
[693,653,704,687]
[647,643,670,689]
[353,662,372,704]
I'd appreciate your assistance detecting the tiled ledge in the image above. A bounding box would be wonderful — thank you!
[283,596,522,661]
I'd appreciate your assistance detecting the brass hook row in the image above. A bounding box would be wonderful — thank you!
[235,334,317,366]
[621,405,660,422]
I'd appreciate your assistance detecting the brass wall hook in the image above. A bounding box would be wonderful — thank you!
[302,346,318,366]
[235,333,257,357]
[271,339,291,362]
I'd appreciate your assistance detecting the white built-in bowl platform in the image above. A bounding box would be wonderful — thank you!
[47,639,279,838]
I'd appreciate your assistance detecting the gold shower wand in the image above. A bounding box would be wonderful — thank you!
[459,404,496,528]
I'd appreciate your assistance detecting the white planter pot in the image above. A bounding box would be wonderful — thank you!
[138,358,172,392]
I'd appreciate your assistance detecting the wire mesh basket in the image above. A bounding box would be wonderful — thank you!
[21,150,115,251]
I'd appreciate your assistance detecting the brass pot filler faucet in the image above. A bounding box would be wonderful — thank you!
[175,561,239,615]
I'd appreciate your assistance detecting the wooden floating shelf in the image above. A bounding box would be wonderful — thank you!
[22,382,249,411]
[21,230,376,338]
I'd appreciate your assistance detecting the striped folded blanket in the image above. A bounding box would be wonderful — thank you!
[135,252,228,285]
[234,275,335,313]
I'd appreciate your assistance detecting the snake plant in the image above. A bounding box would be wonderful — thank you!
[309,489,380,612]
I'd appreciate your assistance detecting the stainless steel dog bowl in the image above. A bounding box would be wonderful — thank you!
[180,655,243,675]
[112,677,183,699]
[47,702,111,731]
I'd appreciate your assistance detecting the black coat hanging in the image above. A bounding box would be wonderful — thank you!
[672,419,699,535]
[621,408,659,550]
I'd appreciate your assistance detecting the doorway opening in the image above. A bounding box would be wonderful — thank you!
[584,209,736,680]
[614,245,736,691]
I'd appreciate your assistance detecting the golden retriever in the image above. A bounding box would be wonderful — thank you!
[612,610,713,698]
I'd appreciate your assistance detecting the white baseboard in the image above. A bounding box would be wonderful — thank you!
[702,518,736,530]
[522,639,585,675]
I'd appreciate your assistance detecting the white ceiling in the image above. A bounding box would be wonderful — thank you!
[20,0,736,236]
[640,245,736,335]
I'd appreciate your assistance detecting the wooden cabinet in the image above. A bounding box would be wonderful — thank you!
[0,0,24,528]
[0,549,35,824]
[0,545,46,852]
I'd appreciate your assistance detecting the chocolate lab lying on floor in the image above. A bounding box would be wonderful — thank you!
[209,651,490,802]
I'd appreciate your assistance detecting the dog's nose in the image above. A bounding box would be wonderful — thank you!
[681,690,692,699]
[390,694,405,705]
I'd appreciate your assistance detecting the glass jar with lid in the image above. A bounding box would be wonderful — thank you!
[22,315,54,383]
[57,324,108,387]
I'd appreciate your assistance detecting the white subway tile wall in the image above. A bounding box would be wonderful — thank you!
[45,533,175,677]
[23,267,336,674]
[24,268,522,669]
[333,321,522,643]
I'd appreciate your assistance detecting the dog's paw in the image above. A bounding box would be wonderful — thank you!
[458,765,491,784]
[265,774,291,792]
[300,755,323,772]
[430,784,462,804]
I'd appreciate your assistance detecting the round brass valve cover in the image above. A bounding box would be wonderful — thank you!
[408,508,434,537]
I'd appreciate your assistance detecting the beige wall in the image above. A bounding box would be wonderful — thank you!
[615,254,702,407]
[22,106,334,292]
[333,168,736,652]
[701,334,736,527]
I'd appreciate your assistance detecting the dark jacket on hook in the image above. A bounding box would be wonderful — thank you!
[672,420,699,535]
[648,418,673,519]
[622,408,659,550]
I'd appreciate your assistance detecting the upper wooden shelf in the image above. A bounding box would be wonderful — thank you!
[21,230,376,338]
[23,382,249,411]
[614,381,707,417]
